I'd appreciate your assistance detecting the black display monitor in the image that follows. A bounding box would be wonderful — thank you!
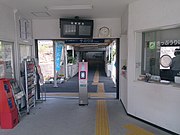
[60,18,93,38]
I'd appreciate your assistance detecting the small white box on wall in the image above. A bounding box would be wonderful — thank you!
[175,76,180,84]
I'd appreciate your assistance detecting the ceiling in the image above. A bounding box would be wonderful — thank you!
[0,0,137,19]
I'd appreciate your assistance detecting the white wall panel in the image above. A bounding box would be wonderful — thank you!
[128,0,180,134]
[0,4,15,41]
[32,19,60,39]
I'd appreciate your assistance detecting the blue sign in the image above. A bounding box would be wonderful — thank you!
[64,39,107,44]
[55,42,63,71]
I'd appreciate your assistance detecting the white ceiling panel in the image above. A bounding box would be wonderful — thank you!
[0,0,137,19]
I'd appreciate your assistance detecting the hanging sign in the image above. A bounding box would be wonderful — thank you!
[55,42,63,71]
[64,39,106,44]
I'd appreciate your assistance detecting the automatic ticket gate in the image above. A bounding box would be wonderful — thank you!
[78,61,88,105]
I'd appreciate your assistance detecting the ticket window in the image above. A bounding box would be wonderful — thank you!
[141,28,180,82]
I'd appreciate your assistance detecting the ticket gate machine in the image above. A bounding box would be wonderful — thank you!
[78,62,88,105]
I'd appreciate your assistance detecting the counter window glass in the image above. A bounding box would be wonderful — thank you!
[141,28,180,82]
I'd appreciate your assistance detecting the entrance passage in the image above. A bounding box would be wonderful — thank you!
[35,39,118,98]
[45,59,116,98]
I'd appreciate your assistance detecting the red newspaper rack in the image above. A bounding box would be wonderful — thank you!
[0,78,19,129]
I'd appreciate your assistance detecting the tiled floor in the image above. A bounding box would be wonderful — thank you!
[0,62,176,135]
[0,98,174,135]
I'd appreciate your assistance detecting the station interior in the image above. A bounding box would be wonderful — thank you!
[0,0,180,135]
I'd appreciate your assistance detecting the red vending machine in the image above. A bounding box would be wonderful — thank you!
[0,78,19,129]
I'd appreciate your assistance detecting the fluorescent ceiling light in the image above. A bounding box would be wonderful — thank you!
[47,4,93,10]
[31,12,51,17]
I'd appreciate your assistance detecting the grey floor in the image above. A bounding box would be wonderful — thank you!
[0,61,175,135]
[0,98,173,135]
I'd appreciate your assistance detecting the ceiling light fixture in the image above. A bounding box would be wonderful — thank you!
[31,12,51,17]
[46,4,93,10]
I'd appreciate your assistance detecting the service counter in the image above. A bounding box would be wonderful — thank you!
[127,80,180,134]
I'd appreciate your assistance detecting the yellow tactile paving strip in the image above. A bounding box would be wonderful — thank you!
[97,83,104,93]
[46,68,154,135]
[94,68,154,135]
[124,124,154,135]
[92,70,108,98]
[96,100,110,135]
[94,69,110,135]
[92,69,100,85]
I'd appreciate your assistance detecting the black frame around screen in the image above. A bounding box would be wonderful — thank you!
[60,18,94,38]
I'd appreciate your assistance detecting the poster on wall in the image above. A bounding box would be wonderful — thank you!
[55,42,63,71]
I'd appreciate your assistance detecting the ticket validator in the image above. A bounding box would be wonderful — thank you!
[78,61,88,105]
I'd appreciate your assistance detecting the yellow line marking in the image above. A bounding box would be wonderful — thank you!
[94,68,110,135]
[92,69,99,85]
[98,83,104,93]
[89,93,115,98]
[96,100,110,135]
[124,124,154,135]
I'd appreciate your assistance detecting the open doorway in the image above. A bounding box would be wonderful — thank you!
[37,40,54,82]
[35,38,119,99]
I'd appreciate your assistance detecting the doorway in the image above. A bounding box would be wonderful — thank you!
[35,38,119,99]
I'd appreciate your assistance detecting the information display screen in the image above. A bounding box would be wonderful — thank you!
[60,18,93,38]
[79,25,91,36]
[63,25,76,35]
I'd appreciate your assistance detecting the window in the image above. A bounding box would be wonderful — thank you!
[20,44,32,62]
[141,28,180,82]
[0,41,14,78]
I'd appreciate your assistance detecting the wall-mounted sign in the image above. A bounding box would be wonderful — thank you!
[148,40,180,47]
[149,41,156,49]
[159,40,180,46]
[65,39,107,44]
